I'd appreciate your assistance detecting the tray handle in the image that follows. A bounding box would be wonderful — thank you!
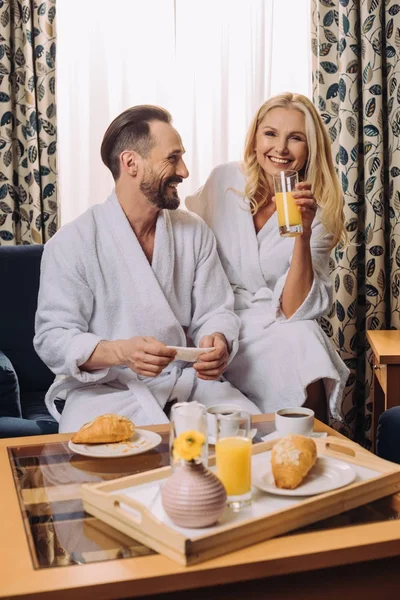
[113,494,144,526]
[316,436,386,467]
[317,435,365,456]
[110,491,187,547]
[112,492,160,527]
[83,484,161,530]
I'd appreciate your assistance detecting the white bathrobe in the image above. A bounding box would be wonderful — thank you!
[34,191,260,432]
[186,162,349,420]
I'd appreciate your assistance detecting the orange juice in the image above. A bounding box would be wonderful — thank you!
[215,437,252,496]
[275,191,303,237]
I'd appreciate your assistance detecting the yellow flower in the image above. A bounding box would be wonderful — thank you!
[172,430,205,462]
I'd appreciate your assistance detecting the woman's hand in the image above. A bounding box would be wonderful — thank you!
[292,182,318,238]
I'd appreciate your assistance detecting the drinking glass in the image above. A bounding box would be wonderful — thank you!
[215,410,252,511]
[273,170,303,237]
[169,401,208,468]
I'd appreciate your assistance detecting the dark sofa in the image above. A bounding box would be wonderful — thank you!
[0,245,58,436]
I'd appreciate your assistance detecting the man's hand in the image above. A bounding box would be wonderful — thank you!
[193,333,230,381]
[117,336,177,377]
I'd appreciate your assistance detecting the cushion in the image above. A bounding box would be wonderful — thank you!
[21,391,58,422]
[0,245,55,393]
[0,351,22,418]
[0,417,58,438]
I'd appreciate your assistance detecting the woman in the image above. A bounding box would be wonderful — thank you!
[186,92,349,423]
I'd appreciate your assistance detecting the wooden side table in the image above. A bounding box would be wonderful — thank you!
[367,330,400,451]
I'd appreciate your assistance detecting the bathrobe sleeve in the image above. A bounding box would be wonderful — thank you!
[34,232,110,383]
[186,219,241,359]
[272,215,334,323]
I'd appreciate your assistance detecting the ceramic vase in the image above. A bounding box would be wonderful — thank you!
[161,461,227,528]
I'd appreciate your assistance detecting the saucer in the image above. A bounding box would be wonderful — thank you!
[261,431,328,442]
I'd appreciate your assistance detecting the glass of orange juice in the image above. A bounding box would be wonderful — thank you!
[273,170,303,237]
[215,410,252,511]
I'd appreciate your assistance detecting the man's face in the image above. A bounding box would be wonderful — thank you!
[140,121,189,210]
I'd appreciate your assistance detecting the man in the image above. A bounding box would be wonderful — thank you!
[34,105,259,432]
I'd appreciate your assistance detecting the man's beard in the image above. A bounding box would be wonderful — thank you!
[140,172,182,210]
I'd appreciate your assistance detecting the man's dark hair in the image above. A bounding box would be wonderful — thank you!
[100,105,172,180]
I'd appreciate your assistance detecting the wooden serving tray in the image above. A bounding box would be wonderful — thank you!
[82,437,400,566]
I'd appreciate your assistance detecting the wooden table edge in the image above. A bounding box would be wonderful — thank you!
[4,519,400,600]
[367,330,400,364]
[3,415,397,600]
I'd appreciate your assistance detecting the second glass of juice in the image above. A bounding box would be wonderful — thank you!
[215,410,252,511]
[170,401,208,469]
[273,170,303,237]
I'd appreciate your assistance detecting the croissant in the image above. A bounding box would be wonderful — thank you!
[271,435,317,489]
[71,413,135,444]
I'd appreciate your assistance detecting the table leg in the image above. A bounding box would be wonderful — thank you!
[371,371,385,453]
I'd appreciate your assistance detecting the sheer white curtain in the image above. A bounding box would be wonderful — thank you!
[57,0,311,224]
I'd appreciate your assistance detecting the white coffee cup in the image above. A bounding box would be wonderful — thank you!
[275,407,315,437]
[206,404,241,440]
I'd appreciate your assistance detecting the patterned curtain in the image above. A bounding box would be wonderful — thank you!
[0,0,57,245]
[311,0,400,446]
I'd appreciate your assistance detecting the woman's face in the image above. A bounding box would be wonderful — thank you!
[254,107,309,185]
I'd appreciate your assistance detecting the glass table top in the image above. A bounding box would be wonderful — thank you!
[7,420,400,570]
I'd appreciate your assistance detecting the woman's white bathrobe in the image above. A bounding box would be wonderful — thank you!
[186,162,349,420]
[34,192,260,432]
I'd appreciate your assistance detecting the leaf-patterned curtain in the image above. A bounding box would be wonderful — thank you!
[311,0,400,446]
[0,0,57,245]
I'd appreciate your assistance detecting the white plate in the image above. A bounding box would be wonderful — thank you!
[253,456,356,496]
[167,346,215,362]
[68,429,162,458]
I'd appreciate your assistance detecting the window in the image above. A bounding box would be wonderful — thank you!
[57,0,311,223]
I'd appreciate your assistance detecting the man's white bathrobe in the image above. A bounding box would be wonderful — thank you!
[34,191,260,433]
[186,162,349,420]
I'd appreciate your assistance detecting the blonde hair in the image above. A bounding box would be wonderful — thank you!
[243,92,346,248]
